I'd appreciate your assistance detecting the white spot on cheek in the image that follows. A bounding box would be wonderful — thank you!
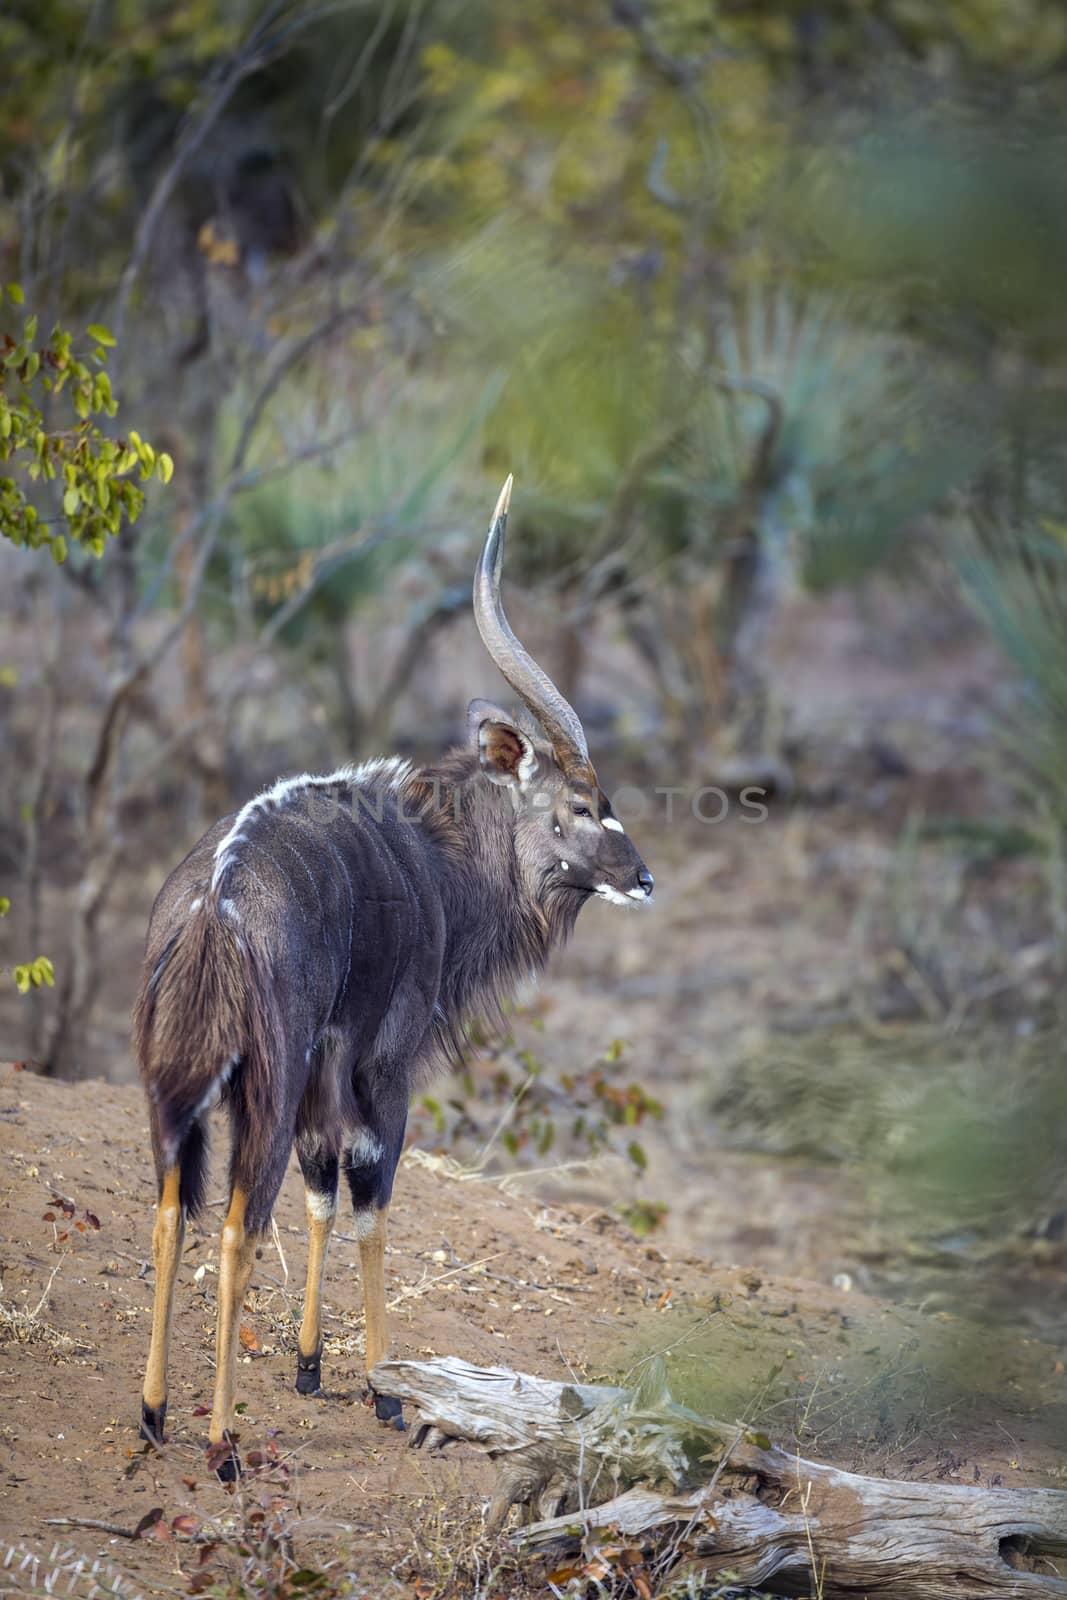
[560,859,569,870]
[306,1190,337,1222]
[602,817,625,834]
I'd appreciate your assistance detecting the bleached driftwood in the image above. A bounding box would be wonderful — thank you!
[371,1356,1067,1599]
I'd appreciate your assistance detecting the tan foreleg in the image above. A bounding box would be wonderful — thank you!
[296,1190,335,1394]
[209,1186,257,1450]
[141,1168,184,1443]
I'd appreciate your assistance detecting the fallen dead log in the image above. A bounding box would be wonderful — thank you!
[371,1356,1067,1599]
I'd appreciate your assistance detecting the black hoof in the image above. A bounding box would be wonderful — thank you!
[214,1447,241,1484]
[373,1392,406,1431]
[140,1400,167,1447]
[295,1353,322,1396]
[206,1434,241,1483]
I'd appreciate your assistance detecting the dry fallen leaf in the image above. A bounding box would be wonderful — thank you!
[239,1324,259,1352]
[547,1563,584,1583]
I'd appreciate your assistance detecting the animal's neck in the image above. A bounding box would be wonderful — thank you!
[405,753,578,1032]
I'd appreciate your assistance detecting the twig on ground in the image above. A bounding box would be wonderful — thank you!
[385,1252,507,1310]
[43,1518,142,1540]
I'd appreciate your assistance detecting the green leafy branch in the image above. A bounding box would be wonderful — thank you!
[0,282,170,1001]
[416,1027,668,1231]
[0,896,54,996]
[0,284,173,563]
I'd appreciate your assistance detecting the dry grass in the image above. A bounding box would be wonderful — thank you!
[0,1540,146,1599]
[0,1263,80,1357]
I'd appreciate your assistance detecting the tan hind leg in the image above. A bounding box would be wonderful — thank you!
[295,1189,335,1395]
[208,1186,258,1466]
[141,1168,184,1445]
[359,1204,390,1370]
[359,1205,403,1427]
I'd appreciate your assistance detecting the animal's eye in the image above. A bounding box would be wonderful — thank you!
[571,804,592,819]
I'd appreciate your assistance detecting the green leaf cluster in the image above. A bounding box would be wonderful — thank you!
[416,1021,665,1197]
[0,286,173,563]
[12,955,55,995]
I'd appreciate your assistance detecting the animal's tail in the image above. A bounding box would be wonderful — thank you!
[133,900,250,1212]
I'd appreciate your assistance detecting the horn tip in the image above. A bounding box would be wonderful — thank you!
[492,473,513,525]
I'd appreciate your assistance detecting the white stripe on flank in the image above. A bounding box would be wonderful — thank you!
[183,1055,239,1145]
[209,757,413,892]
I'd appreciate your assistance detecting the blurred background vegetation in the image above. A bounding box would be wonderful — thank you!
[1,0,1066,1362]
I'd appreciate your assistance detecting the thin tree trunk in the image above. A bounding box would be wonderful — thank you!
[24,581,63,1063]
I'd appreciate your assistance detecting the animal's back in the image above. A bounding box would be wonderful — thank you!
[134,761,445,1221]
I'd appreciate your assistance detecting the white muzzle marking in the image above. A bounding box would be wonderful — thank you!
[594,883,631,906]
[594,882,650,907]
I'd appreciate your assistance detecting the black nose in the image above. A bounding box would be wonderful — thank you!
[637,868,654,897]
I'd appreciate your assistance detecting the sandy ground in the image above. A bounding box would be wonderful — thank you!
[1,1066,1064,1598]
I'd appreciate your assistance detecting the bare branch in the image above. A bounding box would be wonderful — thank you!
[111,0,290,360]
[228,305,363,476]
[114,519,424,807]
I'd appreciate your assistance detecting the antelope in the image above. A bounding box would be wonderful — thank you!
[134,476,653,1466]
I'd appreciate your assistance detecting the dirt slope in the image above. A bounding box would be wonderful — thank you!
[0,1066,1062,1597]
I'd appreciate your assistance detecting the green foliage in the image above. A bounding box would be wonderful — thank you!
[648,291,993,594]
[12,956,55,995]
[0,287,172,562]
[0,289,170,1003]
[618,1198,668,1237]
[217,370,499,677]
[414,1021,666,1204]
[789,100,1067,356]
[708,1023,1067,1245]
[406,2,1067,622]
[957,518,1067,825]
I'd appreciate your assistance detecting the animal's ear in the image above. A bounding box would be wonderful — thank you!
[468,698,542,791]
